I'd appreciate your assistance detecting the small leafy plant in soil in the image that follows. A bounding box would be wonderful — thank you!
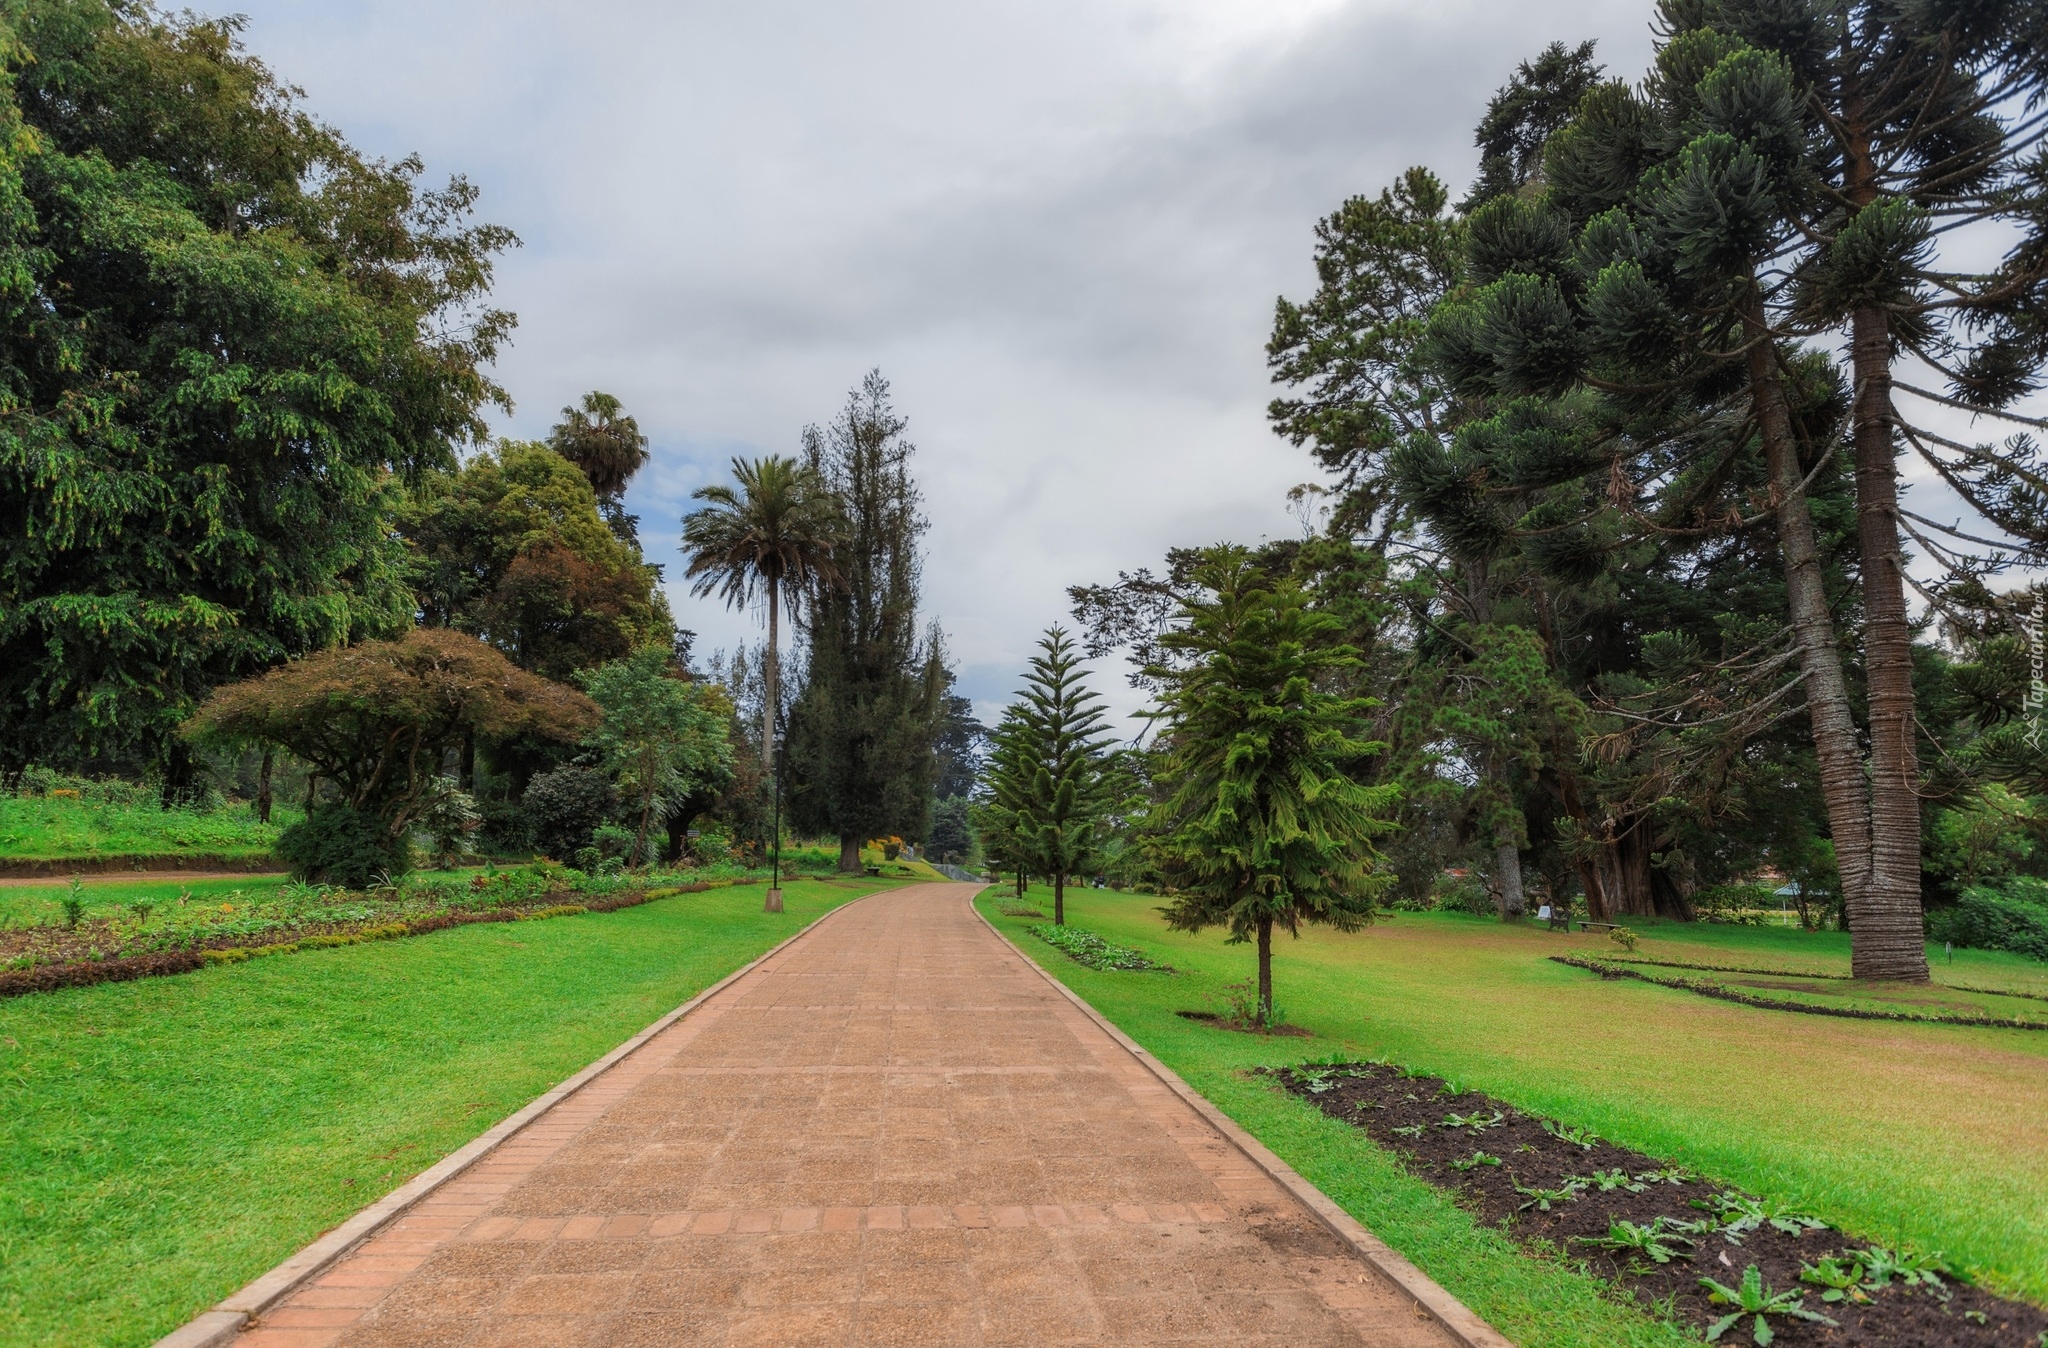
[1027,923,1168,971]
[1273,1060,2048,1347]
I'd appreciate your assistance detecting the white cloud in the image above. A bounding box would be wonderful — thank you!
[234,0,1660,729]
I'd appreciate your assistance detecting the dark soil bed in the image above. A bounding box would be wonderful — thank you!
[1176,1009,1315,1037]
[1273,1061,2047,1347]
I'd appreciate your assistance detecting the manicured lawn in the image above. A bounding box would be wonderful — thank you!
[976,888,2048,1339]
[0,796,290,863]
[0,876,900,1348]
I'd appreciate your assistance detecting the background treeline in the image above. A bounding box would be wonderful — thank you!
[0,2,973,885]
[978,3,2048,980]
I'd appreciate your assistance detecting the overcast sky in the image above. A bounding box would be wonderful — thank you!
[230,0,1664,729]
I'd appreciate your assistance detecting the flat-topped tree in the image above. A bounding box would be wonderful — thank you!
[1146,548,1399,1027]
[988,627,1114,925]
[184,629,598,884]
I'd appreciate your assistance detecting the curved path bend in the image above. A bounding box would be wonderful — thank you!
[230,883,1475,1347]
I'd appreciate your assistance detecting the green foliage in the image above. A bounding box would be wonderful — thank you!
[0,1,515,780]
[1515,1179,1586,1211]
[983,626,1114,921]
[1927,882,2048,961]
[787,372,945,855]
[400,440,672,683]
[1146,547,1399,1023]
[0,788,286,861]
[578,647,734,863]
[1577,1217,1695,1264]
[1027,923,1165,972]
[275,804,410,889]
[1699,1265,1835,1345]
[522,765,615,862]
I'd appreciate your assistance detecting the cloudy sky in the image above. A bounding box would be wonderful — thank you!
[232,0,1661,729]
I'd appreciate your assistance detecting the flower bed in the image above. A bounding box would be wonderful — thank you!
[1275,1059,2047,1347]
[1027,923,1169,971]
[0,866,768,998]
[1550,956,2048,1030]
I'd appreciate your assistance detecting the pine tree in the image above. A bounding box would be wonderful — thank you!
[1146,549,1399,1026]
[986,627,1114,925]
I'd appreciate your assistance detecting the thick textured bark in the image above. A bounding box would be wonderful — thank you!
[1256,913,1274,1026]
[1845,305,1928,979]
[257,749,273,825]
[839,831,861,873]
[1602,823,1692,920]
[762,585,780,773]
[1835,93,1930,978]
[1493,842,1526,918]
[1741,289,1875,917]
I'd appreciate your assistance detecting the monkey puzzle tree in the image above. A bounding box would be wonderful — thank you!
[1146,548,1399,1026]
[985,627,1114,925]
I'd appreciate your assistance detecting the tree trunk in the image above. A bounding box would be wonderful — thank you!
[461,733,476,797]
[763,585,779,773]
[1848,307,1929,980]
[1741,287,1876,921]
[257,750,274,825]
[1053,870,1065,926]
[839,832,862,873]
[1256,912,1274,1026]
[633,795,653,870]
[1493,842,1526,919]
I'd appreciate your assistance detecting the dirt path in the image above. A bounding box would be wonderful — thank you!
[222,883,1474,1347]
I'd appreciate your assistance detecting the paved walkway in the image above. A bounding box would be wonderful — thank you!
[239,884,1461,1347]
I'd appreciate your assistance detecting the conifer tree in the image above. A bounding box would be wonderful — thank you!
[986,627,1114,925]
[1146,549,1399,1026]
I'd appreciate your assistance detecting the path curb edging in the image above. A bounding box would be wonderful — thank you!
[970,894,1516,1348]
[149,892,877,1348]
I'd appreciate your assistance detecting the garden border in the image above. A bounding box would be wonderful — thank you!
[0,854,278,879]
[149,892,877,1348]
[968,893,1513,1348]
[1550,955,2048,1029]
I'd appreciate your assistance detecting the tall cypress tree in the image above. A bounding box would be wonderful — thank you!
[986,627,1113,925]
[786,372,944,870]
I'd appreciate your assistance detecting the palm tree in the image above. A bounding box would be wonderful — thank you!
[550,391,650,509]
[681,456,843,770]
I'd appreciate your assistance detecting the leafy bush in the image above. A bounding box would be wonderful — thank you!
[276,805,411,888]
[523,766,616,860]
[1434,872,1492,915]
[1926,882,2048,960]
[1028,923,1166,971]
[1690,883,1776,925]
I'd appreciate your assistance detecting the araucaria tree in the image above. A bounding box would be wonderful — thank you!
[579,647,735,864]
[681,456,845,771]
[0,2,514,789]
[1147,549,1400,1026]
[986,627,1114,925]
[183,630,597,884]
[787,372,947,871]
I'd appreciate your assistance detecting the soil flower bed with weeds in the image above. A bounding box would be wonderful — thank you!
[0,863,771,997]
[1274,1059,2048,1347]
[1027,922,1169,971]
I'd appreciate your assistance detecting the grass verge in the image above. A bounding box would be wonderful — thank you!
[975,888,2048,1326]
[0,796,288,864]
[0,876,900,1348]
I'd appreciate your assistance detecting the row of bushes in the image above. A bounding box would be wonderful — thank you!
[1927,881,2048,961]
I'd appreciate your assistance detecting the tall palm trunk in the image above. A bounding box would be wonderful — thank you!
[1740,287,1875,916]
[1839,97,1930,981]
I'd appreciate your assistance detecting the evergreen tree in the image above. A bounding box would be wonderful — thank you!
[787,372,945,869]
[986,627,1114,925]
[549,392,650,542]
[1146,548,1399,1025]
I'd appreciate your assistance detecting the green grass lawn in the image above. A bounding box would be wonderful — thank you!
[0,796,290,863]
[0,875,901,1348]
[976,888,2048,1343]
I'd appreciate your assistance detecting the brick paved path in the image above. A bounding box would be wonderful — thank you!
[239,884,1460,1347]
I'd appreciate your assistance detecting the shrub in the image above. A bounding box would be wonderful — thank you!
[593,822,640,863]
[1926,883,2048,960]
[523,766,616,860]
[276,805,412,889]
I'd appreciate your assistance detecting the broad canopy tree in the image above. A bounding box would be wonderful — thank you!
[578,647,734,865]
[0,1,515,789]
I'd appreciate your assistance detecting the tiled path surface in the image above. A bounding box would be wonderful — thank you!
[239,883,1459,1347]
